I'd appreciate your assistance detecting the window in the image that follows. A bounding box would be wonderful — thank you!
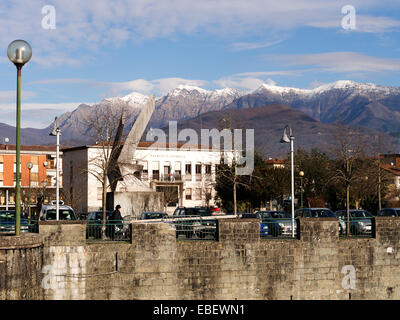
[196,164,202,174]
[205,164,211,174]
[97,187,102,200]
[185,164,191,174]
[185,188,192,200]
[195,188,202,200]
[31,172,38,182]
[152,170,159,180]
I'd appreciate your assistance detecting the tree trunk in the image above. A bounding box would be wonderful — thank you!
[355,199,359,210]
[233,179,237,215]
[102,174,107,240]
[346,184,350,236]
[269,197,273,210]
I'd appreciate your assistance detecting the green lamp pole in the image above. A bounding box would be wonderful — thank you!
[7,40,32,236]
[27,162,33,219]
[299,171,304,208]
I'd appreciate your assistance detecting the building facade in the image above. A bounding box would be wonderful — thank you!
[62,142,234,214]
[0,144,62,211]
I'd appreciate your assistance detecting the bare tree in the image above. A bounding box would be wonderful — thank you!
[81,104,136,239]
[329,124,368,235]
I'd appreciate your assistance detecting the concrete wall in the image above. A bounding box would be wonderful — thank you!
[4,217,400,299]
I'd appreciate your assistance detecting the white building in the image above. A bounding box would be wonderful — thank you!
[62,142,234,214]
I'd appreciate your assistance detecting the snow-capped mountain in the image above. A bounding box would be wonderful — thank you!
[224,80,400,134]
[4,80,400,149]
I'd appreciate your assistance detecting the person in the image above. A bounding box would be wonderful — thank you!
[110,205,123,239]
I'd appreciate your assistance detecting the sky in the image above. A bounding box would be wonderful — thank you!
[0,0,399,128]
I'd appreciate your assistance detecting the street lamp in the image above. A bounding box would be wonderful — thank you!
[280,125,295,238]
[299,171,304,208]
[49,117,61,220]
[27,162,33,219]
[8,40,32,236]
[42,180,47,203]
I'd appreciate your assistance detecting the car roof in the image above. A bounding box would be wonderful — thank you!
[42,205,74,210]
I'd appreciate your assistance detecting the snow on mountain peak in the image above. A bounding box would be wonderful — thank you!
[254,83,310,95]
[170,85,210,96]
[121,91,149,104]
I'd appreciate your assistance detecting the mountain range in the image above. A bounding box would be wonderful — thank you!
[2,80,400,157]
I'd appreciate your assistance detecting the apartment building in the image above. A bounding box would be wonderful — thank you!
[62,142,234,214]
[0,144,62,210]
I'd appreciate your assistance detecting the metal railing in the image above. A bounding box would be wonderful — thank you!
[260,218,297,239]
[339,218,373,238]
[0,218,39,233]
[86,220,132,242]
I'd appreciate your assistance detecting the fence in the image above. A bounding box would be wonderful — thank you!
[86,220,132,242]
[339,217,373,238]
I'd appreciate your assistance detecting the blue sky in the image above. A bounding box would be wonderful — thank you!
[0,0,399,128]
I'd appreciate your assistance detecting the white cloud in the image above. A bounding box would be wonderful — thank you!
[0,0,399,67]
[0,90,37,103]
[0,102,92,128]
[30,77,209,97]
[308,14,400,33]
[229,39,285,51]
[268,52,400,73]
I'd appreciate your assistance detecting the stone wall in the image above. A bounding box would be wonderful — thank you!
[4,217,400,300]
[0,233,43,300]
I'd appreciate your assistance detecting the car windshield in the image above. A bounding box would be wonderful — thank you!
[144,213,167,219]
[271,212,291,218]
[0,211,23,221]
[311,209,336,217]
[395,210,400,216]
[46,209,76,220]
[185,208,210,216]
[352,211,373,218]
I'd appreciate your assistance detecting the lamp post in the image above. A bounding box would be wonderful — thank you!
[27,162,33,219]
[7,40,32,236]
[280,125,295,238]
[299,171,304,208]
[49,117,60,220]
[42,180,47,203]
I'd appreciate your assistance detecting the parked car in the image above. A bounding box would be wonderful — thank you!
[256,211,295,237]
[141,212,169,220]
[295,208,343,233]
[335,209,373,235]
[295,208,337,218]
[0,210,29,233]
[86,210,113,239]
[173,207,212,217]
[172,207,216,239]
[39,201,77,221]
[377,208,400,217]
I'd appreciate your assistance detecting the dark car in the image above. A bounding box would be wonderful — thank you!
[173,207,212,217]
[377,208,400,217]
[86,210,113,239]
[172,207,215,239]
[256,211,295,237]
[295,208,342,233]
[141,212,169,220]
[336,209,373,235]
[0,210,30,233]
